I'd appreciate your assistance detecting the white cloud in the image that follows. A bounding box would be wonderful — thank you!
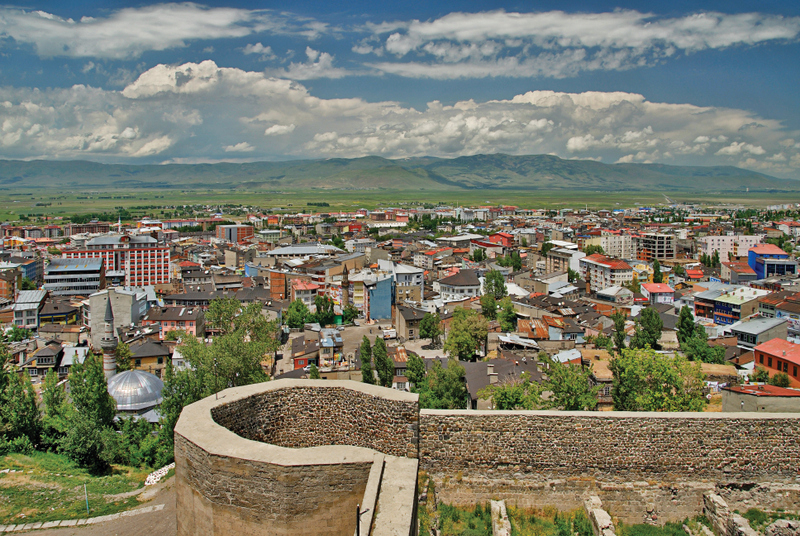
[265,48,350,80]
[264,124,296,136]
[0,61,797,177]
[224,142,254,152]
[715,142,767,156]
[243,43,276,60]
[364,10,800,79]
[0,4,328,59]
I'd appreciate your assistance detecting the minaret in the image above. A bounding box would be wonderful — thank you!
[101,295,118,380]
[342,269,350,307]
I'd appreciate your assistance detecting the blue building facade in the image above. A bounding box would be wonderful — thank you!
[367,276,394,320]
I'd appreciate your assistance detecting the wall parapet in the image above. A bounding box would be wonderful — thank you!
[174,379,420,536]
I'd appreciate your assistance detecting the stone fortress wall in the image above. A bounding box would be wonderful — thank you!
[175,380,800,535]
[419,410,800,524]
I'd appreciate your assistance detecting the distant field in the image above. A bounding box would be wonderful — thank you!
[2,187,799,223]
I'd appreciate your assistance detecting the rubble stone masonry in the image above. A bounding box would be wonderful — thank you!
[419,410,800,524]
[174,381,800,533]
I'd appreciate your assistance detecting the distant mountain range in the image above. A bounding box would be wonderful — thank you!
[0,154,797,192]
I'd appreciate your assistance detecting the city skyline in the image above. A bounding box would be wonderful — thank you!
[0,1,798,178]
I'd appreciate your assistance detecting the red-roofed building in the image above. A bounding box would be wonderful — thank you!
[291,279,321,307]
[579,254,633,292]
[488,232,515,248]
[641,283,675,305]
[721,261,757,285]
[685,268,705,281]
[754,338,800,388]
[723,384,800,412]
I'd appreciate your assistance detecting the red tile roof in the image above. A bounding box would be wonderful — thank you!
[727,384,800,397]
[749,244,788,256]
[641,283,674,294]
[754,338,800,367]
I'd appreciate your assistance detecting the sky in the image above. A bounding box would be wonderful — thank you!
[0,0,799,177]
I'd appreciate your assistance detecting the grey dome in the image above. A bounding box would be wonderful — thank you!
[108,370,164,411]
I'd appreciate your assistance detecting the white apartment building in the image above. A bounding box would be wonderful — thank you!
[697,234,765,260]
[579,254,634,292]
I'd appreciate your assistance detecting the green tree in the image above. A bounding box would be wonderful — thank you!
[40,369,67,451]
[652,259,663,284]
[611,311,627,354]
[609,348,705,412]
[520,237,528,247]
[624,275,641,293]
[592,333,613,352]
[359,336,375,385]
[540,242,554,257]
[681,335,726,364]
[568,268,580,282]
[313,295,336,326]
[478,372,541,410]
[342,303,359,324]
[419,312,443,346]
[330,234,345,250]
[286,299,312,329]
[0,362,41,449]
[676,305,696,345]
[68,353,116,429]
[308,363,321,379]
[471,248,486,262]
[205,297,241,335]
[483,269,507,299]
[415,358,468,409]
[711,250,720,267]
[583,244,605,255]
[630,307,663,350]
[769,372,791,388]
[444,308,488,361]
[5,326,32,342]
[542,360,600,411]
[20,277,36,290]
[406,353,426,388]
[480,294,497,320]
[498,297,517,332]
[751,366,770,383]
[115,342,133,372]
[372,337,394,388]
[61,353,117,473]
[673,264,685,277]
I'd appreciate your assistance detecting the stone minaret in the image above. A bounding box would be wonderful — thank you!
[101,296,118,380]
[342,269,350,307]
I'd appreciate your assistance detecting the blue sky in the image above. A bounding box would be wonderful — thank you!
[0,1,799,178]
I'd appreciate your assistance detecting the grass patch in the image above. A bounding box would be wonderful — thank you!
[617,522,687,536]
[0,451,149,525]
[741,508,800,531]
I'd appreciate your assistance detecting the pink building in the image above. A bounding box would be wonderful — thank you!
[142,306,205,340]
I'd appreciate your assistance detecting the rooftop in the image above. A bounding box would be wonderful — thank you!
[754,338,800,366]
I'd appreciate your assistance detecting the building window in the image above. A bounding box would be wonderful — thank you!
[157,357,163,365]
[768,357,772,367]
[135,359,141,367]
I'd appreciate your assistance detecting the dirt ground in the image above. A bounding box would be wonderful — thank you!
[36,479,176,536]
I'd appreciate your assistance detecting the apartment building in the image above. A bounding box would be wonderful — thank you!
[63,234,169,287]
[579,254,633,292]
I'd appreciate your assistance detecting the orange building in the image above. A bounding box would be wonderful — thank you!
[753,338,800,388]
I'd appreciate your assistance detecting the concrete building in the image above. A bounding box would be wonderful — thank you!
[63,233,169,287]
[142,306,205,340]
[216,224,255,244]
[748,244,797,280]
[635,232,676,261]
[43,258,105,296]
[379,260,425,304]
[88,287,150,349]
[641,283,675,305]
[729,317,788,349]
[698,234,764,260]
[579,254,633,292]
[437,269,481,302]
[546,248,585,274]
[722,384,800,412]
[720,261,757,285]
[753,338,800,388]
[12,290,47,330]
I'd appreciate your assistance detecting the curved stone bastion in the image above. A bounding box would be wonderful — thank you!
[174,379,420,536]
[176,379,800,532]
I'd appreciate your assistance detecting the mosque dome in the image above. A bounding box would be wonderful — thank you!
[107,370,164,411]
